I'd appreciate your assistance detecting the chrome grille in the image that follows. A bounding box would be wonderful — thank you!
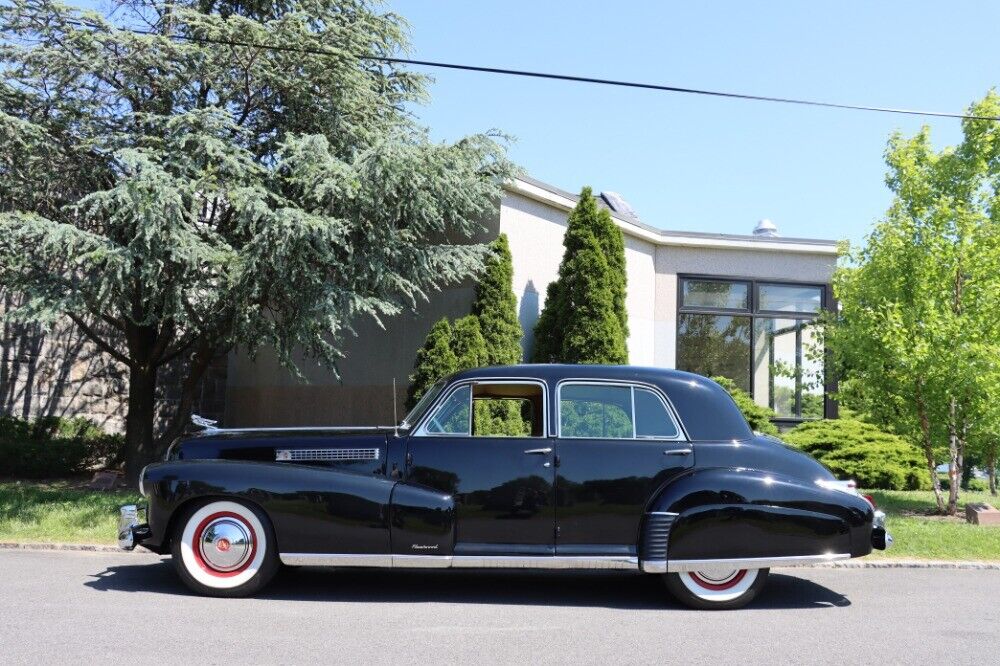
[276,448,380,462]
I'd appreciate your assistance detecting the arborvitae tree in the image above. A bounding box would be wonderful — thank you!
[406,319,457,410]
[451,315,489,369]
[532,187,628,364]
[472,234,524,366]
[530,280,563,363]
[593,207,629,342]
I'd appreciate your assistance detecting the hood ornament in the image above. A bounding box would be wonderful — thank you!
[191,414,219,431]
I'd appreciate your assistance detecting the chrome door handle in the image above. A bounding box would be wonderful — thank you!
[524,447,553,455]
[663,448,693,456]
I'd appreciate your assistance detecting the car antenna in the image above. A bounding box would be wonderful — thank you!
[392,377,399,437]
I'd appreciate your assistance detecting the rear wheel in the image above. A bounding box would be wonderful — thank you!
[664,567,769,610]
[171,499,279,598]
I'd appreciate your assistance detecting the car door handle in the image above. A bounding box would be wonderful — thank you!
[663,448,693,456]
[524,447,553,455]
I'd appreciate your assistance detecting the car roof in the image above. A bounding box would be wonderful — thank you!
[448,364,708,386]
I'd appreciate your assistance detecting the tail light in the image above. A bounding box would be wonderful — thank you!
[863,494,876,508]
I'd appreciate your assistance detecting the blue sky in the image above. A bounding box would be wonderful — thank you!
[390,1,999,245]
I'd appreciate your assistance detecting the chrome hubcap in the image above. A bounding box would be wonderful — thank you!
[694,569,740,584]
[199,518,252,572]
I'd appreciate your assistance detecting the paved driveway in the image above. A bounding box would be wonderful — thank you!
[0,550,997,664]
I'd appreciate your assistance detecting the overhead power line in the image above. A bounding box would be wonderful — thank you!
[64,20,1000,122]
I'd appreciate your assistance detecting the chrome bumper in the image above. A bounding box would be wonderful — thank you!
[872,509,893,550]
[118,505,150,551]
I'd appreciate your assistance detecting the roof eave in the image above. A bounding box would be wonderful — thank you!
[504,177,840,256]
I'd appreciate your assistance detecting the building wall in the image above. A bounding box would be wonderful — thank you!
[223,213,500,427]
[0,293,226,433]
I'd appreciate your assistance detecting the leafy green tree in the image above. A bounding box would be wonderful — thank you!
[532,187,628,364]
[0,0,515,483]
[825,92,1000,514]
[406,319,457,410]
[472,234,524,366]
[711,376,779,436]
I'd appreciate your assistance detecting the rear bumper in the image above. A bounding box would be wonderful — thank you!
[118,505,151,551]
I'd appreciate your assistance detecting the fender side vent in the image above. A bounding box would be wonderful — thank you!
[641,512,677,562]
[276,448,380,462]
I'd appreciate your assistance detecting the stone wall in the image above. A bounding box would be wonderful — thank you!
[0,291,226,433]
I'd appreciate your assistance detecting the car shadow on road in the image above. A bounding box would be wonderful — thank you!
[85,559,850,610]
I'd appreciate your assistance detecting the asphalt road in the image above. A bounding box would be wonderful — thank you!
[1,550,997,665]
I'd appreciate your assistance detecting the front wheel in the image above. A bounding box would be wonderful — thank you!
[171,499,279,597]
[663,568,769,610]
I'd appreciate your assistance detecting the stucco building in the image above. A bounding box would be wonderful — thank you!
[226,176,839,429]
[1,175,837,431]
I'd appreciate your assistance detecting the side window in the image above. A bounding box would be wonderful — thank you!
[472,382,545,437]
[421,382,547,437]
[424,385,471,435]
[634,389,681,438]
[560,384,634,439]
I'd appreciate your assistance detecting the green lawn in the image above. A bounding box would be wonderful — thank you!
[0,481,140,545]
[865,488,1000,560]
[1,480,999,559]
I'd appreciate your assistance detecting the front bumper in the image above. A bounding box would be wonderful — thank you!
[871,509,893,550]
[118,504,151,551]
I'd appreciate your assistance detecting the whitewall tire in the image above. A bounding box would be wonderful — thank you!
[171,500,279,597]
[664,568,769,610]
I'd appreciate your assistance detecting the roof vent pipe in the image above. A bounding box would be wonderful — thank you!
[753,219,779,237]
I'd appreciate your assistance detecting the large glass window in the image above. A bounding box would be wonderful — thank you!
[682,279,750,310]
[677,277,826,421]
[677,314,752,392]
[758,284,822,314]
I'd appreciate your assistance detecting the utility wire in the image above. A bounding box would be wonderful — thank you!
[63,19,1000,122]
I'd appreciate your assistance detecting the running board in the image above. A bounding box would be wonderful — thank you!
[666,553,851,573]
[280,553,640,570]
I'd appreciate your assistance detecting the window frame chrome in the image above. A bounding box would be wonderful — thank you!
[412,377,549,439]
[555,379,688,442]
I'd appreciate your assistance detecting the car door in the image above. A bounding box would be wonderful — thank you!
[554,381,693,554]
[405,379,556,555]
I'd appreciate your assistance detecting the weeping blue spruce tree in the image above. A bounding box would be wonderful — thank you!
[0,0,516,484]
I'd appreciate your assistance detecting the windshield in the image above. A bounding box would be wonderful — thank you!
[401,379,447,427]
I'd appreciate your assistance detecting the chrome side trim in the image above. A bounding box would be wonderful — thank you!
[450,556,638,570]
[666,553,851,573]
[641,561,667,574]
[279,554,639,570]
[281,554,393,567]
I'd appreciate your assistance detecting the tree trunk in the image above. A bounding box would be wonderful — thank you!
[946,397,960,516]
[989,445,997,496]
[155,343,219,452]
[123,362,158,487]
[915,383,944,512]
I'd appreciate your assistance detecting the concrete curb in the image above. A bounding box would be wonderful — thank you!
[0,542,124,553]
[812,559,1000,570]
[2,542,999,569]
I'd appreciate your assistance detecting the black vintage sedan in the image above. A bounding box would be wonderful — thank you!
[119,365,891,609]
